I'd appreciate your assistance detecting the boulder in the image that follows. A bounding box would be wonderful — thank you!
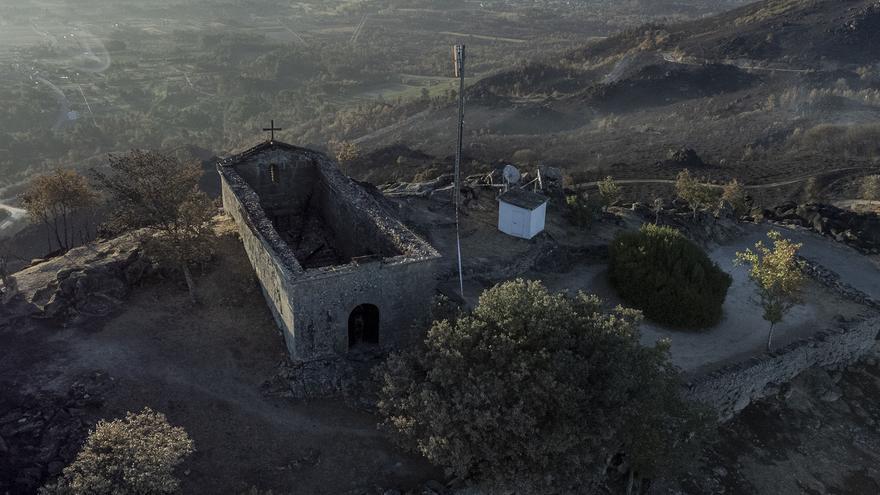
[9,233,148,324]
[665,147,706,167]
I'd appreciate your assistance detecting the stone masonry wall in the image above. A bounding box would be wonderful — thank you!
[221,175,300,358]
[233,148,318,217]
[219,142,441,362]
[289,258,438,359]
[313,178,402,260]
[685,252,880,421]
[685,317,879,421]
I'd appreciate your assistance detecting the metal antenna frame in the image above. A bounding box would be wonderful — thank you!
[453,45,466,299]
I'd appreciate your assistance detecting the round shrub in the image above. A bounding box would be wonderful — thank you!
[608,224,731,328]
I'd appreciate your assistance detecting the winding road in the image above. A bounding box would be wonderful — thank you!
[0,202,27,236]
[0,181,28,237]
[660,52,817,74]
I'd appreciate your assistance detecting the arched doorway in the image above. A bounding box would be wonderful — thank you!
[348,304,379,349]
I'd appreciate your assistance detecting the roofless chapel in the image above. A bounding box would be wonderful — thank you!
[218,139,441,361]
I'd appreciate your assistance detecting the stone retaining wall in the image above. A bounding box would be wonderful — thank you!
[685,254,880,421]
[686,316,879,421]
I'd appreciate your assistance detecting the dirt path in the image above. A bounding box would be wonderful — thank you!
[578,166,875,190]
[661,52,817,74]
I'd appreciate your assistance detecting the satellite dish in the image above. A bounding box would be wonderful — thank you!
[502,164,521,185]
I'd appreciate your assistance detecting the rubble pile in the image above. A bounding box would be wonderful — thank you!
[261,356,381,410]
[749,202,880,254]
[0,372,113,493]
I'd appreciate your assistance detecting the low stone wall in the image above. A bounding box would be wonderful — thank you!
[685,316,880,421]
[800,256,880,310]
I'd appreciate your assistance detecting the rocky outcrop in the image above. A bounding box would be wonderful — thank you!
[0,372,113,494]
[660,147,707,168]
[750,202,880,254]
[4,233,154,325]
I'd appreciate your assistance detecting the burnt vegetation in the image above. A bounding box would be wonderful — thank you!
[4,1,880,494]
[347,0,880,210]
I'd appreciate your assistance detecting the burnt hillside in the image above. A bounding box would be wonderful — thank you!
[351,0,880,208]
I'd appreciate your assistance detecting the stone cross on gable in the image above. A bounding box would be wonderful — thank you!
[262,120,282,142]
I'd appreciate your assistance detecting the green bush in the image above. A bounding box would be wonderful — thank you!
[609,224,731,328]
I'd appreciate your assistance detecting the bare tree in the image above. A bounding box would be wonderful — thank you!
[20,168,98,253]
[93,151,215,304]
[0,254,17,304]
[803,177,821,203]
[652,197,664,224]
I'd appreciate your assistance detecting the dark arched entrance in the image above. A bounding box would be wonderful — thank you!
[348,304,380,349]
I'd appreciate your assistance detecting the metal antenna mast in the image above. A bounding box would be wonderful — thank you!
[453,45,466,299]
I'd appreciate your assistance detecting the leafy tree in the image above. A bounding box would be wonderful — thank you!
[40,408,194,495]
[721,178,749,217]
[675,169,719,219]
[609,225,732,328]
[735,230,806,351]
[93,151,215,304]
[334,140,360,163]
[20,168,98,252]
[860,174,880,201]
[376,279,708,493]
[597,176,621,211]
